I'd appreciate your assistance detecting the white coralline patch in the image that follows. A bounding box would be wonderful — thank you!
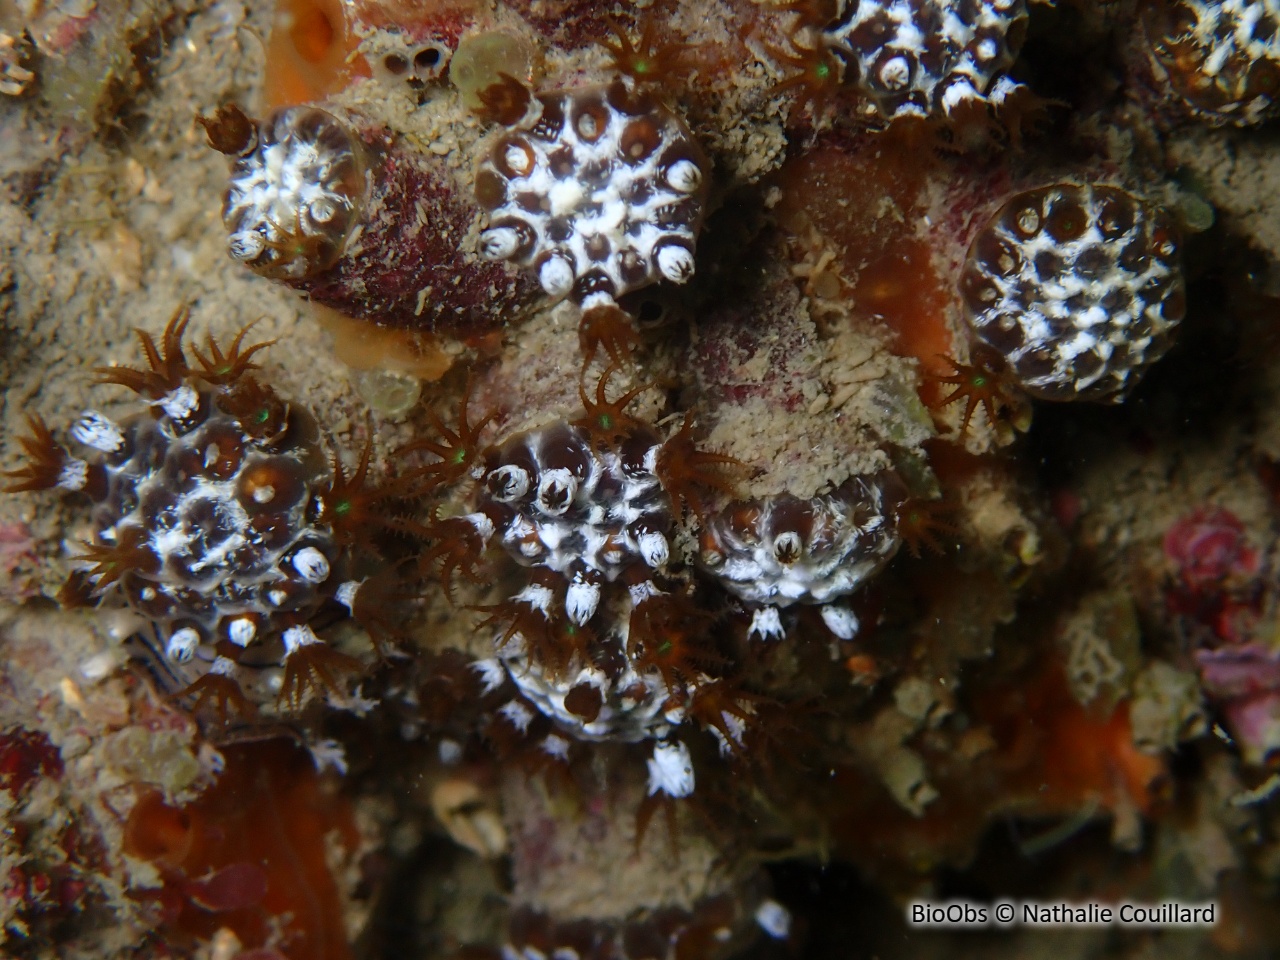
[647,740,695,798]
[476,79,709,309]
[822,0,1029,121]
[223,106,369,280]
[961,183,1185,402]
[699,475,902,635]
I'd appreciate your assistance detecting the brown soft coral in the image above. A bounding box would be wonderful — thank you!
[398,377,495,495]
[94,307,193,400]
[930,353,1018,435]
[601,14,691,87]
[2,415,73,493]
[655,413,743,519]
[573,364,651,448]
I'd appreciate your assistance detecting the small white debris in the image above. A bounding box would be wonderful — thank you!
[166,627,200,663]
[57,458,89,492]
[472,658,508,695]
[541,734,571,761]
[70,411,124,452]
[227,617,257,647]
[748,606,785,641]
[656,244,695,283]
[438,738,463,765]
[79,651,119,682]
[565,575,601,625]
[647,740,695,798]
[291,546,331,583]
[157,385,200,422]
[282,623,322,655]
[755,899,792,940]
[308,738,348,775]
[1231,773,1280,807]
[499,699,535,733]
[335,579,362,612]
[820,604,860,640]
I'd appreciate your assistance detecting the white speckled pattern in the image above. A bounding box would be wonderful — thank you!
[476,79,709,309]
[698,476,901,629]
[223,107,369,280]
[961,183,1185,402]
[1145,0,1280,124]
[823,0,1029,120]
[477,422,672,591]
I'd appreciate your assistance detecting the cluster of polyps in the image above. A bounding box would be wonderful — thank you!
[960,183,1185,403]
[821,0,1030,121]
[410,376,761,799]
[476,420,673,614]
[3,312,386,713]
[221,106,370,281]
[459,420,703,796]
[475,78,710,314]
[697,475,904,641]
[1144,0,1280,125]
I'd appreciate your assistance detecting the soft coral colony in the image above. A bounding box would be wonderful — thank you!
[3,309,408,717]
[14,0,1280,955]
